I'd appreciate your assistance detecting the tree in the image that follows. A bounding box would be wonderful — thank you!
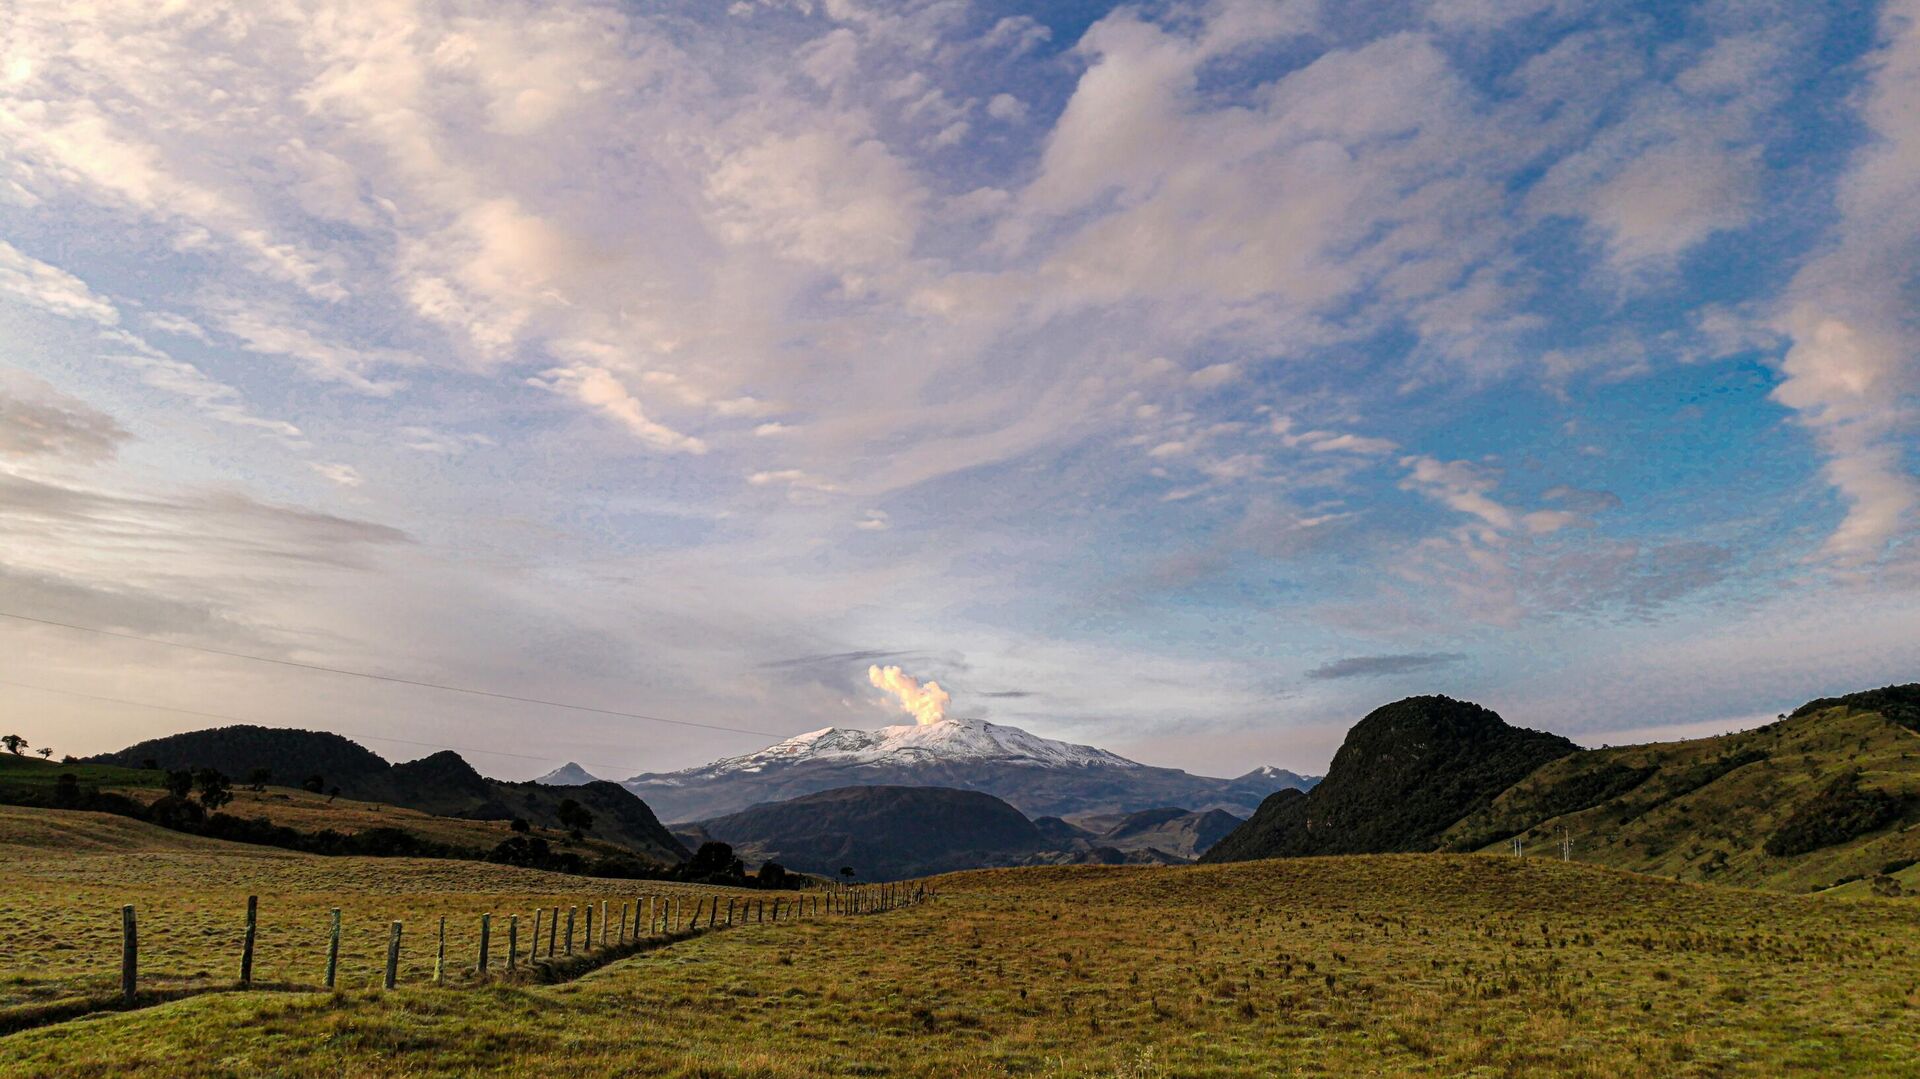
[246,768,273,792]
[684,841,737,881]
[2,735,25,755]
[510,817,531,834]
[194,768,233,812]
[840,866,857,884]
[164,769,195,798]
[758,861,789,889]
[36,747,53,760]
[301,774,325,794]
[556,798,594,840]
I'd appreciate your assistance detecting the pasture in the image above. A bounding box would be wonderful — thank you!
[2,806,1918,1076]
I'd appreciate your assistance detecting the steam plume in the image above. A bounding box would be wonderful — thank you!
[868,664,950,726]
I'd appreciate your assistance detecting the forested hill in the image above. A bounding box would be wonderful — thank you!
[1204,696,1577,863]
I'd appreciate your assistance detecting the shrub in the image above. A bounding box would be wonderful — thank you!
[1763,772,1902,857]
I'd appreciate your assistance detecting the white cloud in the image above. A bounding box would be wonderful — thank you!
[1769,0,1920,565]
[1399,455,1515,531]
[528,366,709,455]
[311,462,364,487]
[0,240,118,325]
[985,93,1028,123]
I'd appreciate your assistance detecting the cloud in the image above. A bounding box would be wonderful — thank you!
[1399,455,1515,530]
[0,241,119,325]
[986,94,1028,123]
[311,462,364,487]
[1766,1,1920,566]
[747,469,840,493]
[529,367,708,455]
[1307,652,1466,680]
[400,427,495,456]
[0,371,129,463]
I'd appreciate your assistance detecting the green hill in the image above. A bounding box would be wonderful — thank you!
[1436,684,1920,892]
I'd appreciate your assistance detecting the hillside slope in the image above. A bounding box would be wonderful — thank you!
[92,726,688,864]
[1437,683,1920,892]
[1204,696,1578,862]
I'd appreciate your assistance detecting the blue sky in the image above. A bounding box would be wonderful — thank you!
[0,0,1915,780]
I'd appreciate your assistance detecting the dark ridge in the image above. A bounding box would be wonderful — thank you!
[1203,696,1578,863]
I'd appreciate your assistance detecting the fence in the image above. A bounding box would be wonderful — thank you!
[111,880,932,1003]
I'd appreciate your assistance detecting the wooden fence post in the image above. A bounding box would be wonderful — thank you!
[565,907,576,955]
[508,914,519,970]
[240,895,258,987]
[532,908,543,959]
[121,904,137,1005]
[583,904,593,952]
[384,921,402,990]
[726,898,735,926]
[601,901,609,946]
[548,906,558,957]
[326,908,341,989]
[619,902,628,943]
[434,916,446,985]
[478,913,491,975]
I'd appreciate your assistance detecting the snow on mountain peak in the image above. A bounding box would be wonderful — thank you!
[695,718,1142,775]
[535,761,601,785]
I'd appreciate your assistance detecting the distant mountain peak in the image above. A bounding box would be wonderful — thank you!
[535,761,601,786]
[1236,765,1308,782]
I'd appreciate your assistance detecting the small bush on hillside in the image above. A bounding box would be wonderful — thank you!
[1763,771,1902,857]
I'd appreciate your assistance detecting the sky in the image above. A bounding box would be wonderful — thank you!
[0,0,1915,782]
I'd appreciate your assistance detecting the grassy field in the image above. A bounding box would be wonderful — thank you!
[0,807,758,1011]
[0,753,164,791]
[2,806,1917,1076]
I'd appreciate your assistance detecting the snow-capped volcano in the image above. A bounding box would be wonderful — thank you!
[706,719,1142,774]
[534,761,600,786]
[623,717,1316,823]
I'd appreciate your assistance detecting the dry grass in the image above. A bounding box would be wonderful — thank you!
[2,806,1918,1076]
[0,807,758,1009]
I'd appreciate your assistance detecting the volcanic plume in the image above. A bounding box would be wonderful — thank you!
[868,664,950,726]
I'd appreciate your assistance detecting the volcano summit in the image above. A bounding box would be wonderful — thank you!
[622,717,1315,823]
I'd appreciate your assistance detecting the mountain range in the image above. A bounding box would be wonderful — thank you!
[619,717,1316,822]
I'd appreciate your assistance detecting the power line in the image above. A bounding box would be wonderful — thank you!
[0,609,785,739]
[0,677,652,779]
